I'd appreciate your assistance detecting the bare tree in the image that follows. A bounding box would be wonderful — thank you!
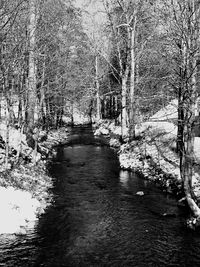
[163,0,200,225]
[26,0,37,135]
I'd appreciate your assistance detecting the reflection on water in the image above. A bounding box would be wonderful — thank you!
[0,231,38,266]
[35,143,200,267]
[119,170,129,188]
[1,126,200,266]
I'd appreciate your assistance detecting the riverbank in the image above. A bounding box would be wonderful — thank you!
[0,126,69,235]
[93,100,200,201]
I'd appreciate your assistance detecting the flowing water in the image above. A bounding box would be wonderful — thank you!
[1,126,200,266]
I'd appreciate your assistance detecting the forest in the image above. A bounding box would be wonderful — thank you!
[1,0,200,236]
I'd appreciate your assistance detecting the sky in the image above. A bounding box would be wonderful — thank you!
[74,0,109,56]
[74,0,104,15]
[74,0,106,33]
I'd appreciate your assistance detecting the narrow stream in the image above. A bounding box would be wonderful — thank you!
[1,126,200,266]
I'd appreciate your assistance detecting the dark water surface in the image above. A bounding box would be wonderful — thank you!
[1,126,200,266]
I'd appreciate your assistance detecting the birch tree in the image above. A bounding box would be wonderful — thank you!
[26,0,37,136]
[103,0,157,139]
[103,0,130,138]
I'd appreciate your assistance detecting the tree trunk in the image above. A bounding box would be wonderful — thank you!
[121,69,129,139]
[70,101,74,126]
[177,85,184,172]
[5,101,9,169]
[18,76,23,128]
[181,0,200,223]
[129,17,137,140]
[95,55,101,121]
[182,108,200,218]
[26,0,37,133]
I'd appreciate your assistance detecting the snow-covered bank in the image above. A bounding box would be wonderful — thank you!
[94,100,200,198]
[0,127,69,235]
[0,187,40,234]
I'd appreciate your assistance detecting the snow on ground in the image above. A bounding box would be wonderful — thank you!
[95,100,200,197]
[150,99,178,122]
[63,113,91,125]
[119,100,200,189]
[0,187,40,234]
[0,124,69,234]
[62,106,91,125]
[94,119,129,137]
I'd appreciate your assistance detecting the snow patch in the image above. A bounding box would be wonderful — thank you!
[151,99,178,122]
[0,187,40,234]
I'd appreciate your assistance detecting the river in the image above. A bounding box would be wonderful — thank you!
[1,126,200,266]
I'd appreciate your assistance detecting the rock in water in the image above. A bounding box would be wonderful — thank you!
[136,191,144,196]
